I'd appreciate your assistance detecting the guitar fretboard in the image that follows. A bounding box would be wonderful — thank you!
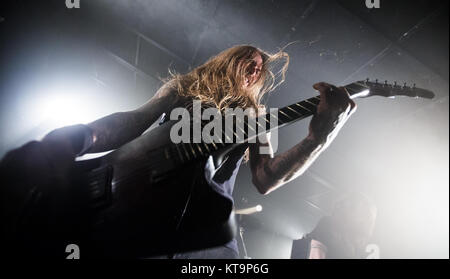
[164,82,369,164]
[164,96,324,165]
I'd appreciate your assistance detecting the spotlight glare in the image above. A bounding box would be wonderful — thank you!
[31,83,98,129]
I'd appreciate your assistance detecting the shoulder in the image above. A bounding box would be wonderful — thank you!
[155,79,179,98]
[134,79,186,115]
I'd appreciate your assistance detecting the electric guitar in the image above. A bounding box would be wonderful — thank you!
[0,79,434,258]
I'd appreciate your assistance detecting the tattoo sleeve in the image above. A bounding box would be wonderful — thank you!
[86,111,151,153]
[251,136,325,194]
[86,82,178,153]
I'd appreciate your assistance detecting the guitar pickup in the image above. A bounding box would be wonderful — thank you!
[87,165,113,209]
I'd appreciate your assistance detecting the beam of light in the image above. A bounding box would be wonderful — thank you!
[35,92,97,128]
[23,80,105,135]
[361,119,449,258]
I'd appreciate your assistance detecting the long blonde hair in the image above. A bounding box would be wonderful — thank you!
[170,45,289,112]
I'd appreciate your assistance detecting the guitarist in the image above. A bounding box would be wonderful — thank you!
[1,45,356,259]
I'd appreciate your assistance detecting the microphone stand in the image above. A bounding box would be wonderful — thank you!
[238,215,251,259]
[235,204,262,259]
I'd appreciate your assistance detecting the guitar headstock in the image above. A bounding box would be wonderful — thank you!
[345,79,435,100]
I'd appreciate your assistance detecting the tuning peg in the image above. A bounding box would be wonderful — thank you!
[394,81,397,86]
[384,80,388,85]
[366,78,370,83]
[413,83,416,88]
[375,79,379,84]
[403,82,407,88]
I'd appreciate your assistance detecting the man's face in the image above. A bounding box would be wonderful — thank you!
[243,52,263,89]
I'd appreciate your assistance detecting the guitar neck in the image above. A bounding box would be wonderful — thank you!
[167,96,322,166]
[259,82,370,131]
[260,95,320,131]
[104,79,434,172]
[169,84,366,165]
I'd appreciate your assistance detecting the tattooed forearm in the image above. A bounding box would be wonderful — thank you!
[250,82,356,195]
[85,82,179,153]
[87,111,150,153]
[255,137,325,194]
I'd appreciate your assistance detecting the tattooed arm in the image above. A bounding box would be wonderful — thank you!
[249,133,324,195]
[87,81,179,153]
[249,82,357,195]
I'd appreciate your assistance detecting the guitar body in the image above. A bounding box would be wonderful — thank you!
[2,120,236,258]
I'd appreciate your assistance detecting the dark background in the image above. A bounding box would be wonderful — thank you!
[0,0,448,258]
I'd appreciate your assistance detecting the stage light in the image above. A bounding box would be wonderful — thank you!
[26,81,100,131]
[40,93,89,126]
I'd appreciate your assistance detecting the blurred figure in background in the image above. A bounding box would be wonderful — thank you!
[291,192,377,259]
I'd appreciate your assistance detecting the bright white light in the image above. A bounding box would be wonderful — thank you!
[256,205,263,212]
[28,83,99,129]
[41,94,93,126]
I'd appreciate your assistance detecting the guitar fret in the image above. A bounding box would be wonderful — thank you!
[279,110,293,120]
[270,113,278,120]
[203,143,210,153]
[256,120,266,131]
[295,102,312,112]
[226,125,239,140]
[224,131,232,143]
[234,117,248,134]
[194,143,204,156]
[187,143,197,158]
[256,115,269,125]
[246,120,256,132]
[308,97,320,106]
[236,125,247,135]
[285,106,302,116]
[181,143,190,161]
[174,145,184,163]
[301,101,317,112]
[210,141,218,150]
[305,99,318,107]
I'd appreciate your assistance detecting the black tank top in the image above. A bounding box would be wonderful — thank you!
[159,112,246,253]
